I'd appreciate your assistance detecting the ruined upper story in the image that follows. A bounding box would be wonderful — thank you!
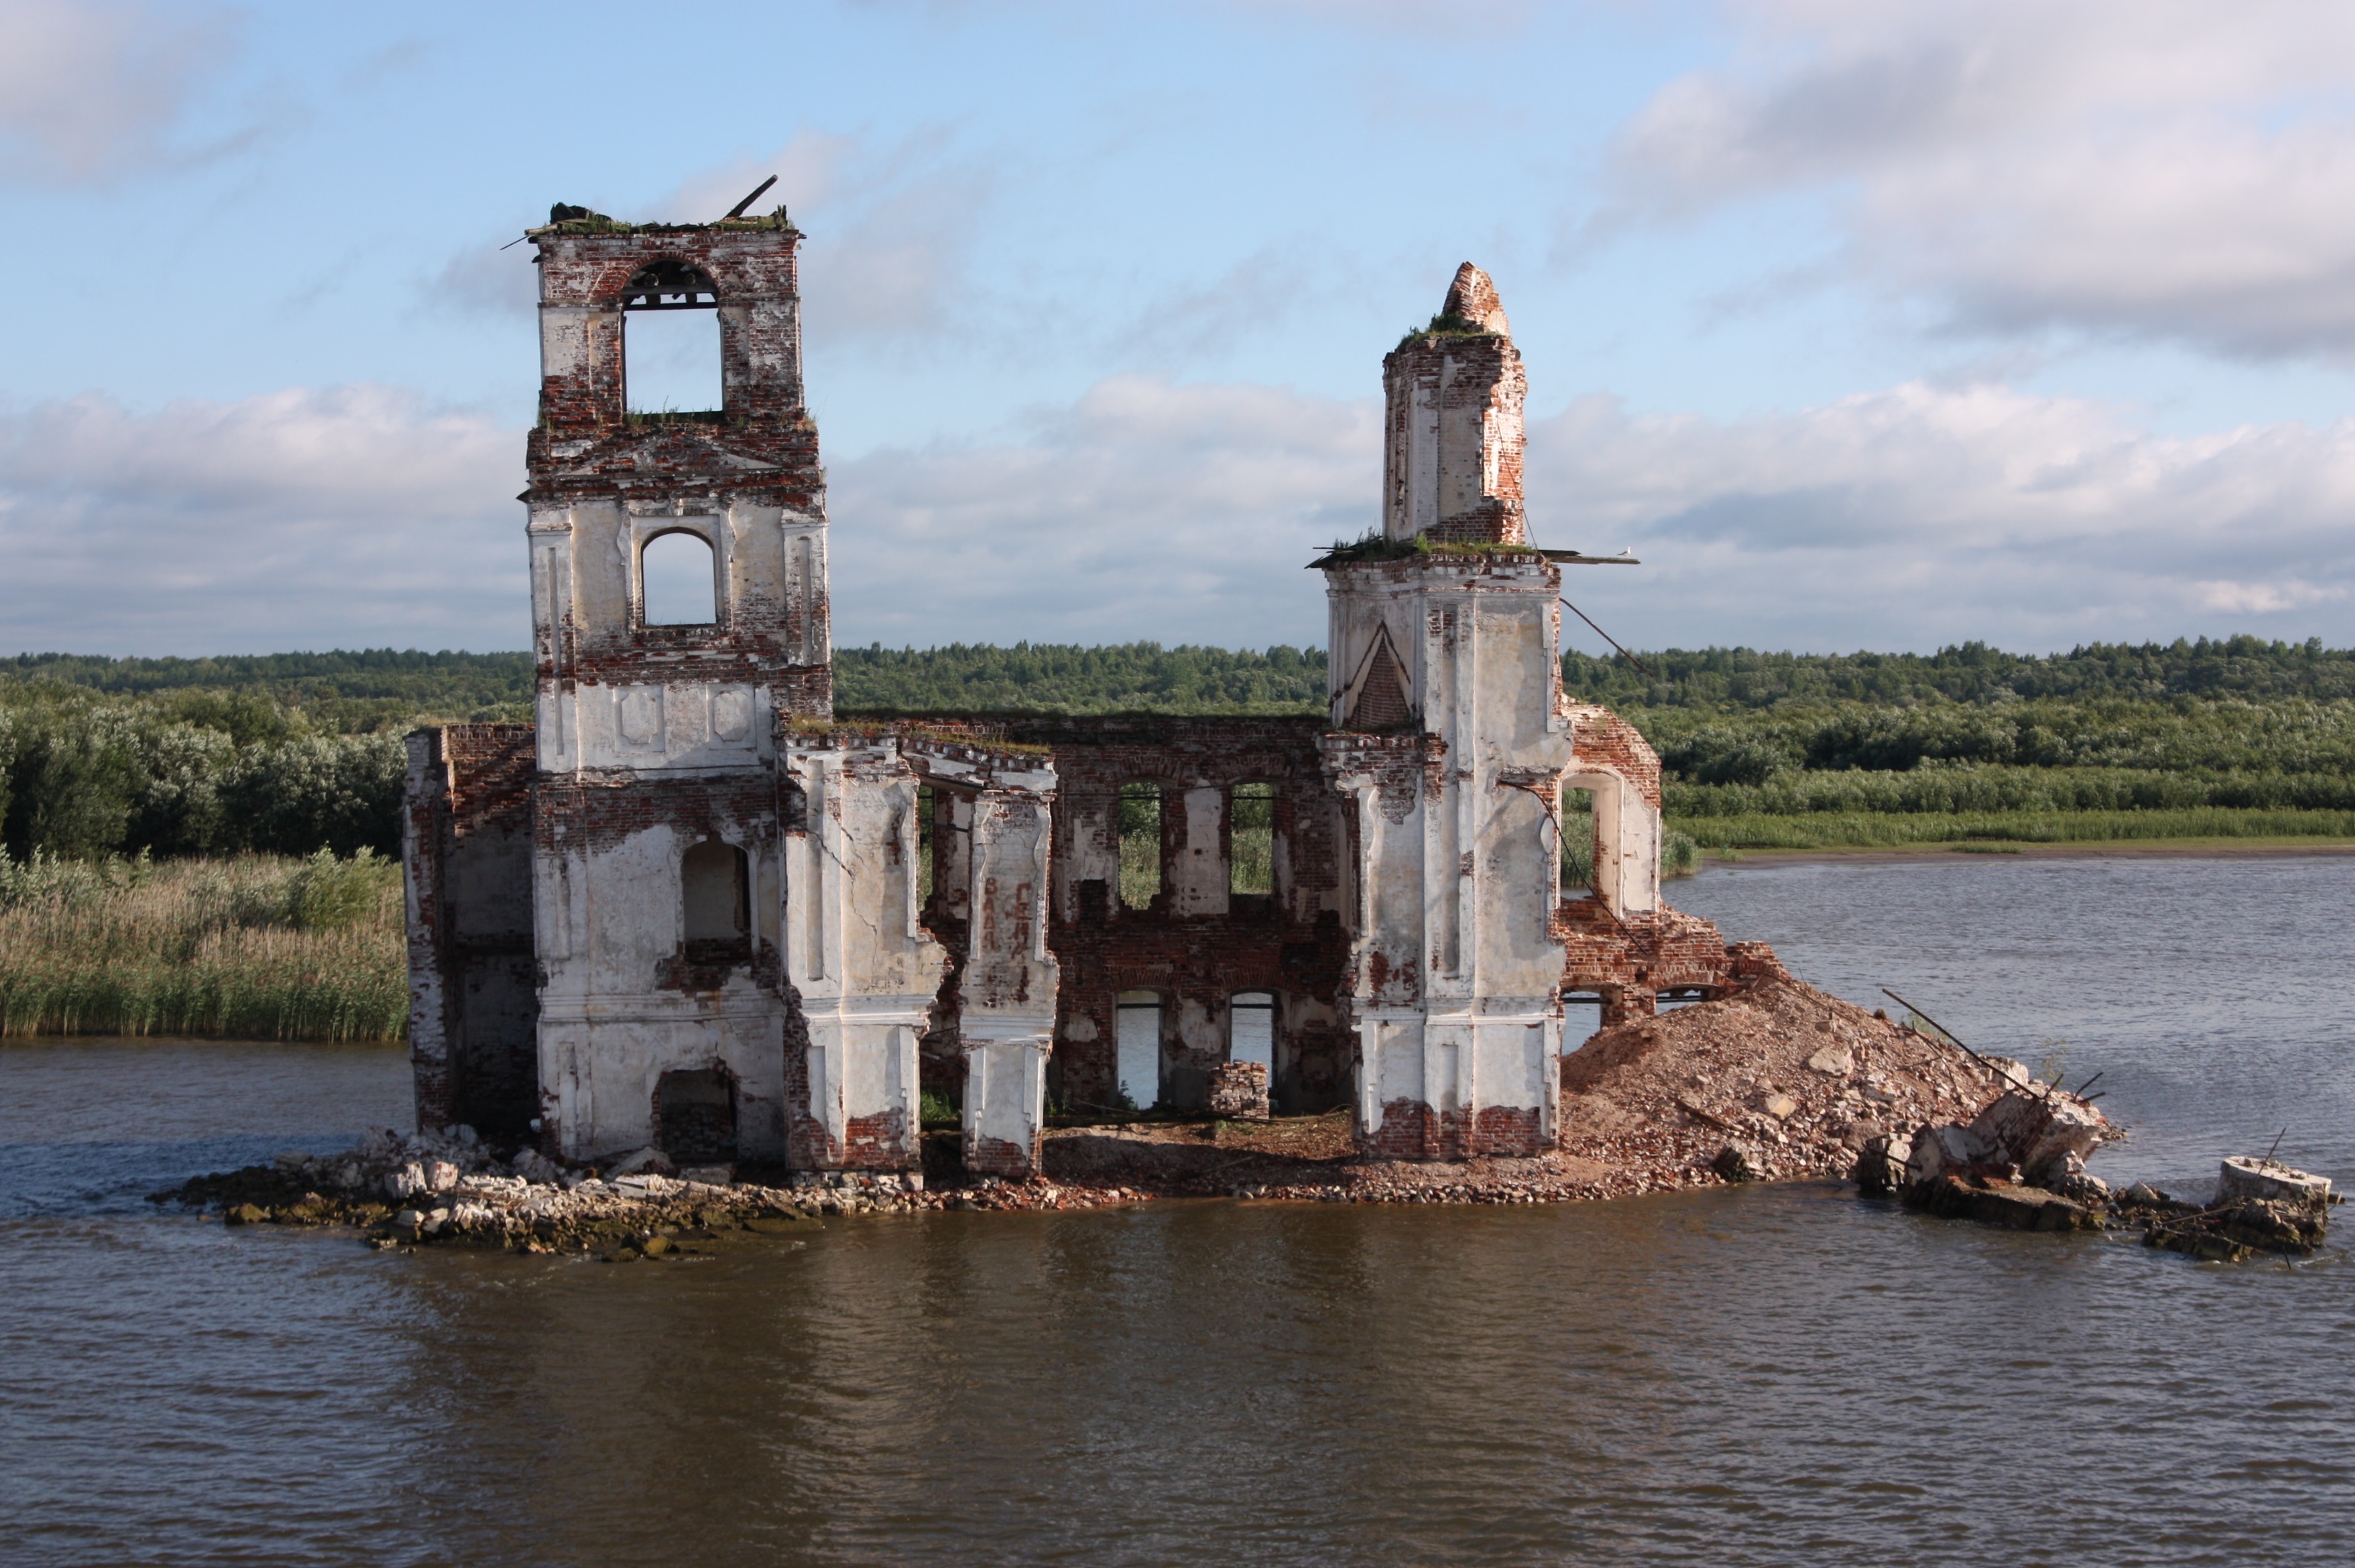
[528,205,815,484]
[1383,262,1527,546]
[523,205,831,732]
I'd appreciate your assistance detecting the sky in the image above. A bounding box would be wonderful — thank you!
[2,0,2353,659]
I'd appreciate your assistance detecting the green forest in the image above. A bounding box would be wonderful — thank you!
[3,635,2350,864]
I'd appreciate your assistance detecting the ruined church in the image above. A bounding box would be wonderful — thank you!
[402,201,1760,1179]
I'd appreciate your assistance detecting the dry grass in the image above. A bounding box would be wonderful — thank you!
[0,851,407,1041]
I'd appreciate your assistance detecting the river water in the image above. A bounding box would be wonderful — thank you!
[4,854,2351,1566]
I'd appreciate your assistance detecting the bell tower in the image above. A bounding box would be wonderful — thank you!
[1321,264,1656,1160]
[522,201,831,1165]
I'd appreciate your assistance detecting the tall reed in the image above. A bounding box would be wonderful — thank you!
[0,850,407,1041]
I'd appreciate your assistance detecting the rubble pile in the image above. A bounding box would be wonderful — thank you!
[1852,1069,2118,1232]
[1205,1062,1271,1121]
[1557,966,2016,1188]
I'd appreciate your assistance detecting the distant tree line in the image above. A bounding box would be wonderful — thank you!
[832,641,1330,714]
[4,635,2347,860]
[0,686,406,861]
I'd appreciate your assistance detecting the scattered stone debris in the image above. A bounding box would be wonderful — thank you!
[2126,1160,2337,1263]
[153,1124,1165,1252]
[1859,1076,2119,1233]
[1852,1084,2336,1263]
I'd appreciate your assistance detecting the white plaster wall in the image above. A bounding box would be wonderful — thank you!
[782,741,951,1169]
[948,779,1061,1174]
[535,815,789,1161]
[1323,557,1577,1152]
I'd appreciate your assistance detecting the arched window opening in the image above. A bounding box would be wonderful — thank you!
[682,837,750,952]
[1229,782,1274,895]
[642,530,718,626]
[1559,784,1595,894]
[1117,782,1161,910]
[622,259,721,416]
[1228,991,1275,1071]
[1116,990,1161,1110]
[656,1068,737,1166]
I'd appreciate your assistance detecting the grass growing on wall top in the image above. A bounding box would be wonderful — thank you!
[0,850,406,1041]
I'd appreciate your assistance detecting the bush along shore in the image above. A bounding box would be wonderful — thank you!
[0,850,406,1040]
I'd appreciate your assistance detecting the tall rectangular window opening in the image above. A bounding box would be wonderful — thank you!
[1559,785,1595,893]
[683,837,750,953]
[1229,782,1274,895]
[622,260,721,416]
[1228,991,1275,1071]
[1116,991,1161,1110]
[1117,782,1161,911]
[642,530,718,626]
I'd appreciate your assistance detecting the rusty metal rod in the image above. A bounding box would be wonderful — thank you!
[1560,598,1656,677]
[1879,987,2019,1087]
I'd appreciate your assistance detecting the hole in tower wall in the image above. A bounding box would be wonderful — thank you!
[656,1068,738,1165]
[1228,991,1274,1070]
[642,531,718,626]
[624,304,721,415]
[682,837,750,956]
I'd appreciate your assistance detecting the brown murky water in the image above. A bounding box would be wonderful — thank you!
[5,855,2353,1566]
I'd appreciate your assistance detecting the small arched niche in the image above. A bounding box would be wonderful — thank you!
[642,529,718,627]
[682,836,750,953]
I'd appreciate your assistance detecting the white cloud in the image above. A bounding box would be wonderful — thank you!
[830,375,1376,647]
[5,371,2344,661]
[1605,0,2355,359]
[840,372,2355,654]
[0,387,524,654]
[0,0,236,185]
[1528,381,2355,651]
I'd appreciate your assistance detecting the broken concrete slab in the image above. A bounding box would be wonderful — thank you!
[1904,1173,2100,1232]
[2216,1155,2332,1209]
